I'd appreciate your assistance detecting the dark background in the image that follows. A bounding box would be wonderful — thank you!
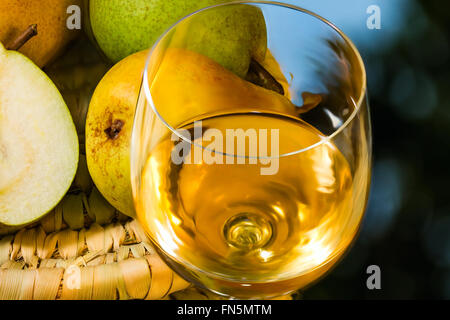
[283,0,450,299]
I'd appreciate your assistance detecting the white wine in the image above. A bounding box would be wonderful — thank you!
[136,112,363,298]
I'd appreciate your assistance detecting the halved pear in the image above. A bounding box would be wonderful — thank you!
[0,42,78,227]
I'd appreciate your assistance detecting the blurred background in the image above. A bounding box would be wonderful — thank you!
[281,0,450,299]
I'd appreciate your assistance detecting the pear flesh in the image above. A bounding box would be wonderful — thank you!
[0,43,78,226]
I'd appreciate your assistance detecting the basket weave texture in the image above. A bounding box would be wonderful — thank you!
[0,206,190,300]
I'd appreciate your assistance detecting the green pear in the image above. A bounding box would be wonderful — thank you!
[169,4,267,78]
[0,42,79,227]
[88,0,267,77]
[89,0,224,62]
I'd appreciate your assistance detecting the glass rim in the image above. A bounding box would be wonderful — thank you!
[139,0,367,159]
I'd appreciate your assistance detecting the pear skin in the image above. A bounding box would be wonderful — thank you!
[86,50,149,218]
[89,0,227,63]
[170,4,267,78]
[89,0,267,78]
[0,0,82,68]
[150,48,297,128]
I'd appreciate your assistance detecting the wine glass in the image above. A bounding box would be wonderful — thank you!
[131,1,371,299]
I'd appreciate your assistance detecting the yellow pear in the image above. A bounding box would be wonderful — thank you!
[0,0,82,68]
[151,48,297,128]
[86,48,296,218]
[86,50,149,218]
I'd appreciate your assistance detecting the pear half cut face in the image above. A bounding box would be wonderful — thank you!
[0,43,78,226]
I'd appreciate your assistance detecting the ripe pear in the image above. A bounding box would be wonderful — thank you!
[85,46,294,218]
[151,48,298,128]
[0,42,79,227]
[88,0,267,77]
[0,0,82,68]
[85,50,149,218]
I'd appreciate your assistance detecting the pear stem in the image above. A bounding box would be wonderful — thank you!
[7,24,38,51]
